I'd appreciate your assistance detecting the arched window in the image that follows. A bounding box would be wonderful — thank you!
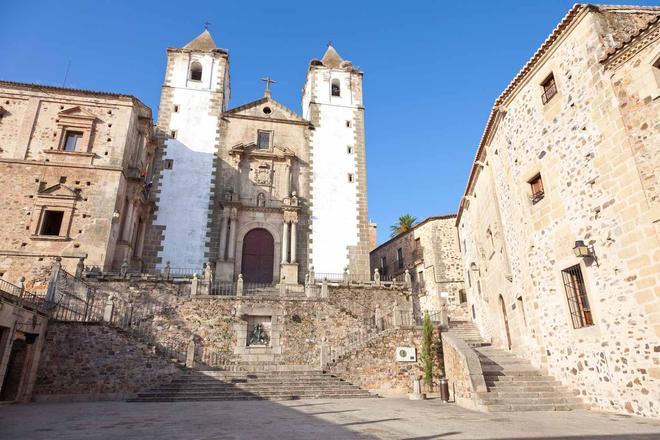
[331,79,340,97]
[190,61,203,81]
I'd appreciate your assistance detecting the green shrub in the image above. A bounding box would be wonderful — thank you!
[421,311,433,386]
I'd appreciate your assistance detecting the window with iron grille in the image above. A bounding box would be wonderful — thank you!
[380,256,387,275]
[528,173,545,204]
[397,248,404,269]
[541,74,557,104]
[561,265,594,329]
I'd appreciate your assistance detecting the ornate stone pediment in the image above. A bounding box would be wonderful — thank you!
[224,96,310,125]
[58,106,97,120]
[37,183,80,200]
[229,142,296,161]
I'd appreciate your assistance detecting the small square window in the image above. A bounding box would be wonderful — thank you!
[40,210,64,236]
[63,130,83,152]
[257,130,271,149]
[173,105,179,113]
[528,174,545,204]
[347,173,354,183]
[163,159,174,170]
[346,121,351,128]
[170,130,177,139]
[541,74,557,105]
[347,146,353,154]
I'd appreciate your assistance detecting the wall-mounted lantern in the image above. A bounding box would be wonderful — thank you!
[573,240,593,258]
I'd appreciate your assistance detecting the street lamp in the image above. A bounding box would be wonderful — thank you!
[573,240,592,258]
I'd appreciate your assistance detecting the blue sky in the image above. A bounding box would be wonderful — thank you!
[2,1,655,244]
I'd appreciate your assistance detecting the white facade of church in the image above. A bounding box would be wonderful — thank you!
[149,31,371,284]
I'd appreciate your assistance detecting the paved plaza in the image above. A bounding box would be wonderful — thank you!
[1,398,659,439]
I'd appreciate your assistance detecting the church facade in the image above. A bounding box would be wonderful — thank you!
[144,31,371,284]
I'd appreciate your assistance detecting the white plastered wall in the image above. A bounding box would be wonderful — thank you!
[304,69,360,274]
[154,52,224,269]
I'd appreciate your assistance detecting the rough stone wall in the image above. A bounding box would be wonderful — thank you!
[327,327,443,396]
[457,9,660,418]
[80,280,411,369]
[370,217,467,319]
[33,322,180,398]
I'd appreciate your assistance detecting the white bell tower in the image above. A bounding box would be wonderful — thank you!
[302,45,371,279]
[150,30,230,269]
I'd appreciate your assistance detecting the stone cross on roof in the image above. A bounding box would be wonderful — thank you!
[260,76,276,97]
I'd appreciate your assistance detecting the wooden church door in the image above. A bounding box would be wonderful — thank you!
[241,228,275,284]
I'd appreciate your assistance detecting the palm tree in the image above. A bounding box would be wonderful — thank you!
[390,214,417,238]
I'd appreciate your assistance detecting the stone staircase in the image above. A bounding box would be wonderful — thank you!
[129,370,373,402]
[447,321,586,412]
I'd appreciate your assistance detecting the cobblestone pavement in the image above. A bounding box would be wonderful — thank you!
[1,398,659,439]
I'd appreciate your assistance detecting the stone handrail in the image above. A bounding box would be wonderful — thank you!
[441,333,487,410]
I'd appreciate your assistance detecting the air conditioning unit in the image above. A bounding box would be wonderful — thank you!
[395,346,416,362]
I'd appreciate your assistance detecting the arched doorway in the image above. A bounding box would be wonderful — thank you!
[499,295,512,350]
[241,228,275,284]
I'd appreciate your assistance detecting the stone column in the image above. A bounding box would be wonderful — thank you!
[218,210,229,261]
[227,210,238,260]
[103,296,115,323]
[186,338,196,369]
[281,222,289,264]
[236,274,244,297]
[191,274,198,296]
[290,221,297,263]
[285,163,292,196]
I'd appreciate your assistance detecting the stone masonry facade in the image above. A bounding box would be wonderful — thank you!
[370,215,467,320]
[456,5,660,418]
[0,81,157,285]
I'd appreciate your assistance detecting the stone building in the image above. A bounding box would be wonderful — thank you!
[456,4,660,418]
[0,285,49,402]
[146,32,371,283]
[0,81,156,282]
[370,215,466,318]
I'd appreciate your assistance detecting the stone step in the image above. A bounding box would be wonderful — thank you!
[480,396,584,405]
[484,375,558,383]
[135,389,370,399]
[478,359,533,366]
[194,370,326,376]
[485,403,587,412]
[129,393,373,402]
[148,383,354,390]
[172,378,348,384]
[478,390,578,399]
[485,385,564,393]
[130,370,373,402]
[481,368,545,376]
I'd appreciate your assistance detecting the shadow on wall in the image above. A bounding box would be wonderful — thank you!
[152,139,215,270]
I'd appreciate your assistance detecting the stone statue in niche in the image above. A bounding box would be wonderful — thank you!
[256,192,266,207]
[249,323,269,346]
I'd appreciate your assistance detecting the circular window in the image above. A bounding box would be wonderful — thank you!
[263,106,272,115]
